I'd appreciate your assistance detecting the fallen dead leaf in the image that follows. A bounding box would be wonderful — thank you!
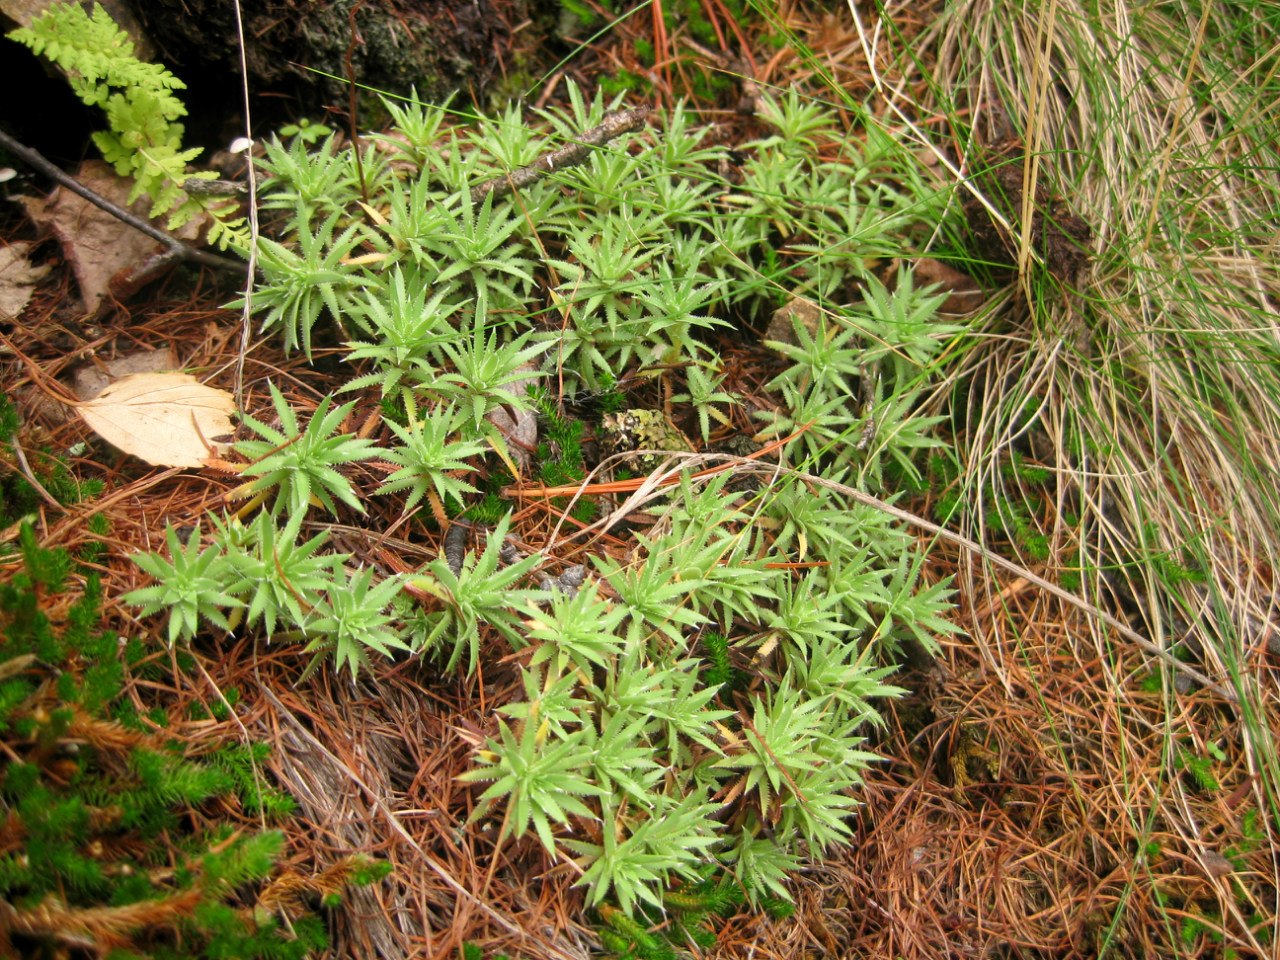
[21,161,202,317]
[75,372,235,468]
[0,241,51,319]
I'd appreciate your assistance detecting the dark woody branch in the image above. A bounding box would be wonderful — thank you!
[469,105,652,204]
[0,127,245,275]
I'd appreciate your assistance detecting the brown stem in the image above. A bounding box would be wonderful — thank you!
[344,0,369,205]
[469,105,652,204]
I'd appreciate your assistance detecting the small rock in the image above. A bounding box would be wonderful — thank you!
[73,346,180,400]
[764,296,823,349]
[539,565,585,599]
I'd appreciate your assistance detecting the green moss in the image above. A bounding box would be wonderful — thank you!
[464,492,510,525]
[600,68,650,97]
[0,395,102,536]
[0,528,382,956]
[561,0,604,30]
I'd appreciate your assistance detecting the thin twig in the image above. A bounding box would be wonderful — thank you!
[7,437,63,511]
[27,467,184,549]
[344,0,370,206]
[511,450,1236,701]
[0,127,244,274]
[230,0,261,407]
[254,682,578,957]
[469,106,651,204]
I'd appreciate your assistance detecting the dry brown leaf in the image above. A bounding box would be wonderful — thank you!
[0,241,51,318]
[21,161,202,316]
[76,372,235,468]
[907,258,986,314]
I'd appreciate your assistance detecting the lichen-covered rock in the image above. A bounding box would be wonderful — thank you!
[600,408,690,472]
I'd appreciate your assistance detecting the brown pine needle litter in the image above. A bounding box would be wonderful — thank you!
[3,0,1278,957]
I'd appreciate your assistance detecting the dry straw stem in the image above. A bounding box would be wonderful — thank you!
[853,0,1279,648]
[807,582,1272,958]
[925,0,1280,667]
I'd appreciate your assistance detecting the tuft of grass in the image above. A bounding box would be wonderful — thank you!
[810,0,1280,955]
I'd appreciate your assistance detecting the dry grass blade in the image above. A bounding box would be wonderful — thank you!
[252,670,591,960]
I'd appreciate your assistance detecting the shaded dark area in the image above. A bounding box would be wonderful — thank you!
[963,140,1093,283]
[0,41,101,165]
[131,0,515,145]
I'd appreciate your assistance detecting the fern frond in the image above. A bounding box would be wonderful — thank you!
[9,2,247,247]
[9,4,186,116]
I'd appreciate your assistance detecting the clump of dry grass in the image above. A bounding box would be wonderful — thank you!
[826,0,1280,954]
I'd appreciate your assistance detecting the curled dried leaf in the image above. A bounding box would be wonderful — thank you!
[75,372,234,468]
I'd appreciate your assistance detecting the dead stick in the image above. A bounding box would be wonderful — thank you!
[182,177,249,197]
[469,105,651,204]
[0,127,245,274]
[254,683,578,958]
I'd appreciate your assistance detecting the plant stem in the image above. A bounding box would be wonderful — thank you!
[468,106,652,204]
